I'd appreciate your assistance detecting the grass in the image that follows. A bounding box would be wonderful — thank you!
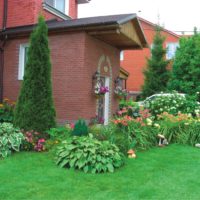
[1,144,200,200]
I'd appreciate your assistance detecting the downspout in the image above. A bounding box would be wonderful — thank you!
[0,0,8,102]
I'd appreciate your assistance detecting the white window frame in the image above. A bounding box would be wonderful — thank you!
[18,44,29,80]
[120,51,124,61]
[166,42,179,60]
[45,0,69,15]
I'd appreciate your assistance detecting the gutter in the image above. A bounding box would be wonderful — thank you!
[0,0,8,102]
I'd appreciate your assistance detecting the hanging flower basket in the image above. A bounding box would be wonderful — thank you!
[95,94,105,99]
[114,86,128,99]
[94,83,109,98]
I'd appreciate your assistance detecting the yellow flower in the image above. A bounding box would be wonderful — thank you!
[0,104,3,108]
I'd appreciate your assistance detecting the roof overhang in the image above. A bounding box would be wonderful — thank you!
[88,18,147,49]
[119,67,129,79]
[1,14,147,50]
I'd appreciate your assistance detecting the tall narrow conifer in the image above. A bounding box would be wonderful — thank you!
[14,16,56,132]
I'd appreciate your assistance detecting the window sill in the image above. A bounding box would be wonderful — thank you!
[42,2,71,20]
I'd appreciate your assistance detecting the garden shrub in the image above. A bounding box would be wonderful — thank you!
[118,99,140,118]
[45,126,72,150]
[158,112,200,145]
[0,98,15,123]
[0,123,24,158]
[88,124,107,141]
[21,130,46,152]
[72,119,88,136]
[14,16,56,133]
[145,92,200,118]
[56,134,124,173]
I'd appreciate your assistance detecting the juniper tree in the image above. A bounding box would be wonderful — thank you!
[142,26,170,98]
[14,16,56,132]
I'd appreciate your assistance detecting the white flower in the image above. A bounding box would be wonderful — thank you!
[154,123,160,128]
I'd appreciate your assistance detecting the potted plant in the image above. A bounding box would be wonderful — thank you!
[94,83,109,98]
[114,86,128,99]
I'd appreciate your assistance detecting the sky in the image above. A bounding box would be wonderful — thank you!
[78,0,199,35]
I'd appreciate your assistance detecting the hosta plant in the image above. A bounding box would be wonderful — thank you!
[56,134,124,173]
[0,123,24,158]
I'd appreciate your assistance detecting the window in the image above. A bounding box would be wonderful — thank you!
[120,51,124,61]
[18,44,29,80]
[166,42,179,60]
[45,0,68,14]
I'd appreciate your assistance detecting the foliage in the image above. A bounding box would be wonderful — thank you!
[158,112,200,145]
[55,134,124,173]
[45,126,72,150]
[14,16,56,133]
[89,116,104,125]
[0,123,24,158]
[88,124,106,141]
[72,119,88,136]
[142,26,170,98]
[168,32,200,99]
[21,130,46,152]
[0,98,15,123]
[145,92,200,118]
[114,86,128,98]
[118,99,140,118]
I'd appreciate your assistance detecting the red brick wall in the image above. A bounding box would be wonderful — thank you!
[84,34,120,118]
[3,32,120,123]
[69,0,78,19]
[0,0,4,29]
[121,20,180,92]
[0,0,78,29]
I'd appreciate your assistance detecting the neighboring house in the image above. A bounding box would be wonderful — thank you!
[120,17,180,97]
[0,0,147,124]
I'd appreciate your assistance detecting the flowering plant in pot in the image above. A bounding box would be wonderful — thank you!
[114,86,128,99]
[94,83,109,97]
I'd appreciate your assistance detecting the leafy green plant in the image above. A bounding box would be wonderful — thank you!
[45,126,72,150]
[72,119,88,136]
[0,98,15,123]
[56,134,124,173]
[0,123,24,158]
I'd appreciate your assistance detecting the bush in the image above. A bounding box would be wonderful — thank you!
[0,98,15,123]
[0,123,24,158]
[56,134,124,173]
[14,16,56,133]
[72,119,88,136]
[21,130,46,152]
[118,99,140,118]
[145,92,200,118]
[158,112,200,145]
[45,126,72,150]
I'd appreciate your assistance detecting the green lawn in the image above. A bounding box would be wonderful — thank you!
[1,144,200,200]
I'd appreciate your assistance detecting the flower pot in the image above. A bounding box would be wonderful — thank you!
[95,94,105,99]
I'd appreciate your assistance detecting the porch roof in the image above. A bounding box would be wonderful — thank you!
[2,14,147,49]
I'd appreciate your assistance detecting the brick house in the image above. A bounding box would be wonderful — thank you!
[121,17,180,98]
[0,0,147,124]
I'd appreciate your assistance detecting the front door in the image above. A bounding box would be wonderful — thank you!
[97,76,110,125]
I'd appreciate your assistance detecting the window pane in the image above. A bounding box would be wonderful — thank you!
[55,0,65,12]
[120,51,124,61]
[46,0,54,6]
[166,42,179,60]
